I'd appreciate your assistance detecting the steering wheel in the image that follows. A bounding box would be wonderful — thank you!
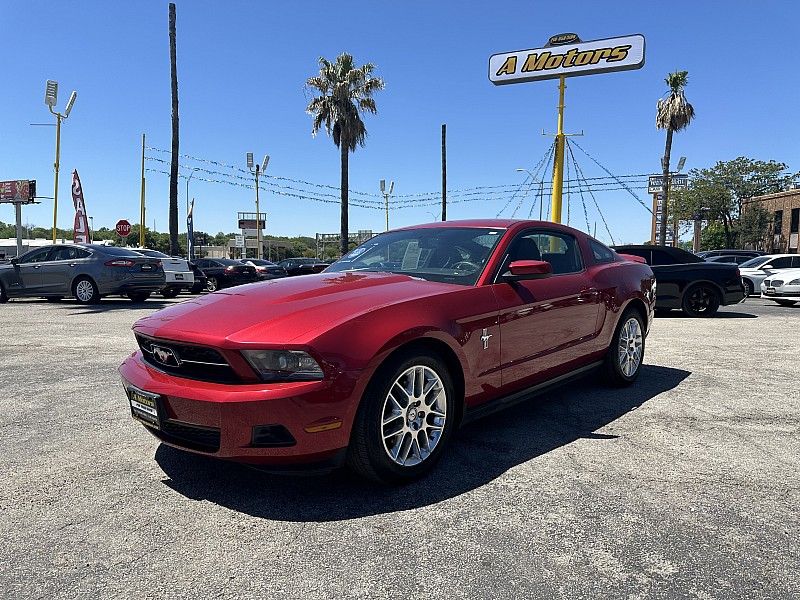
[451,260,480,272]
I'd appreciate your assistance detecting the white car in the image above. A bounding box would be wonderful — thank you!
[761,269,800,307]
[739,254,800,296]
[131,248,194,298]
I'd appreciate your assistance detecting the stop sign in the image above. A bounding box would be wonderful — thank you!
[115,219,132,237]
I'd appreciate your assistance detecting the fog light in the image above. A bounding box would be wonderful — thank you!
[251,425,296,447]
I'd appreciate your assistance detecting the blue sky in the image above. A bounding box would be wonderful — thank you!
[1,0,798,245]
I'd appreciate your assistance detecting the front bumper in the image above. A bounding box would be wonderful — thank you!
[119,352,360,466]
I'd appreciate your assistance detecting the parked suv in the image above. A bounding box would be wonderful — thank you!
[0,244,164,304]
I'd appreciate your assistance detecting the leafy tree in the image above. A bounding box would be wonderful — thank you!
[675,157,796,248]
[306,53,385,256]
[656,70,695,246]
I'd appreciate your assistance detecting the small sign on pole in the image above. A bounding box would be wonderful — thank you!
[116,219,132,238]
[648,174,688,194]
[235,234,245,248]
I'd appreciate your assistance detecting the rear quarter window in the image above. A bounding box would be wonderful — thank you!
[589,240,617,264]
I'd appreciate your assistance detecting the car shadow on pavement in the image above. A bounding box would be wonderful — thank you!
[657,310,757,319]
[155,364,690,522]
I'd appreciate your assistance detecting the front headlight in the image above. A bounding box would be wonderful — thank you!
[242,350,324,381]
[789,279,800,285]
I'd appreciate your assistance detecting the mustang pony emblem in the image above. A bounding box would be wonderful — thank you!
[152,345,179,366]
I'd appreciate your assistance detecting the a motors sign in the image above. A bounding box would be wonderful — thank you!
[489,34,645,85]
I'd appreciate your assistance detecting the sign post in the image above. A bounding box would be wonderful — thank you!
[489,33,645,224]
[1,180,37,257]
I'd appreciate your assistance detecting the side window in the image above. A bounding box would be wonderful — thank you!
[589,239,617,264]
[770,257,792,269]
[51,247,80,261]
[502,230,583,276]
[22,248,51,263]
[75,249,91,259]
[650,250,676,266]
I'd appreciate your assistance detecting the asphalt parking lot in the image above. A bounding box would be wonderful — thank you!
[1,296,797,598]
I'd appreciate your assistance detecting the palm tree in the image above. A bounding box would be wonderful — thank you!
[306,53,384,256]
[656,70,695,246]
[168,3,180,255]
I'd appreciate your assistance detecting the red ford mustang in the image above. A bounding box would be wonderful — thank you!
[120,220,655,483]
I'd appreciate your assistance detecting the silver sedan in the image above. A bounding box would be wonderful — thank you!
[0,244,164,304]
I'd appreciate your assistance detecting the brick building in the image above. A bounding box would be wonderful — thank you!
[742,188,800,253]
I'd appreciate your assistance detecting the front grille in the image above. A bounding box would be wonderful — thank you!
[771,280,784,287]
[158,419,221,452]
[136,334,240,383]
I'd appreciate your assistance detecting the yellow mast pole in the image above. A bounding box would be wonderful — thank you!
[550,76,566,223]
[51,114,62,243]
[140,133,146,247]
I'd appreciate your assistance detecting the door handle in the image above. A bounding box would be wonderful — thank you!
[69,263,77,267]
[33,265,41,269]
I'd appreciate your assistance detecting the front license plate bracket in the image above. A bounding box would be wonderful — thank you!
[127,385,162,430]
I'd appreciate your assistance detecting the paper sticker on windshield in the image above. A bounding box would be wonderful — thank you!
[401,241,421,270]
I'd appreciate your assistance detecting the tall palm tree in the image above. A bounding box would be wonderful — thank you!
[306,53,384,256]
[656,70,695,246]
[168,3,180,255]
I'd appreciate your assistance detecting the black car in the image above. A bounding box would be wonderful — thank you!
[193,258,257,292]
[277,257,330,276]
[238,259,288,280]
[613,245,745,317]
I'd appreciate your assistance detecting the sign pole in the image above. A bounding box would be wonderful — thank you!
[52,114,62,243]
[551,76,566,223]
[15,202,24,257]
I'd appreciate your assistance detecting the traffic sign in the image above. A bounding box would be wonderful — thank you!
[648,174,688,194]
[235,234,245,248]
[116,219,132,237]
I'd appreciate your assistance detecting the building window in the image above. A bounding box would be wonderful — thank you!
[774,210,783,236]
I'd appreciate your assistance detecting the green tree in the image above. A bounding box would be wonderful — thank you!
[305,53,385,256]
[675,157,796,248]
[656,70,695,246]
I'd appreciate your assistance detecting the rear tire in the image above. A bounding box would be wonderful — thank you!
[347,351,456,484]
[127,292,151,303]
[773,299,797,307]
[161,287,180,298]
[682,283,720,317]
[603,309,645,387]
[742,279,754,296]
[73,277,100,305]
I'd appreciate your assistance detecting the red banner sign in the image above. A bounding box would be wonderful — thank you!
[71,170,92,243]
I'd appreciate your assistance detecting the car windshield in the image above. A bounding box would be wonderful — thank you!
[135,249,170,258]
[740,256,772,268]
[326,227,504,286]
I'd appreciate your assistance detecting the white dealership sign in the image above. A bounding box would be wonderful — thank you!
[489,34,645,85]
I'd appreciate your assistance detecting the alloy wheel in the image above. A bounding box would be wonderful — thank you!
[617,317,643,377]
[75,280,95,303]
[380,365,447,467]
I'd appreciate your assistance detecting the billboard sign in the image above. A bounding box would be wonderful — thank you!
[648,174,688,194]
[0,180,36,203]
[489,34,645,85]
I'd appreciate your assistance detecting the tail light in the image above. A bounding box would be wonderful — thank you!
[226,265,236,271]
[105,259,135,267]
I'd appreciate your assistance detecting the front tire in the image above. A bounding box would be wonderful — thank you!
[742,279,754,296]
[682,283,720,317]
[161,287,180,298]
[347,351,456,484]
[0,282,9,303]
[73,277,100,305]
[603,309,645,387]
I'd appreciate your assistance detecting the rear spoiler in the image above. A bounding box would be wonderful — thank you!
[618,253,647,265]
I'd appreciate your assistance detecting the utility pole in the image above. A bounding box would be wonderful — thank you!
[140,133,146,247]
[380,179,394,231]
[247,153,269,260]
[168,2,180,256]
[550,76,566,223]
[43,80,77,243]
[441,124,447,221]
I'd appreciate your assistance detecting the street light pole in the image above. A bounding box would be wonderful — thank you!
[44,80,76,244]
[380,179,394,231]
[247,153,269,260]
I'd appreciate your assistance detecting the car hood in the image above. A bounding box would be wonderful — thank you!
[761,268,800,280]
[133,271,457,346]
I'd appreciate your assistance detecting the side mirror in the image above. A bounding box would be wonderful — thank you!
[503,259,552,281]
[761,264,773,270]
[10,258,18,265]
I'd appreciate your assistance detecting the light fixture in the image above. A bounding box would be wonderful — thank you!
[64,91,77,117]
[45,80,58,108]
[261,155,270,172]
[246,152,254,170]
[380,179,386,192]
[676,156,686,172]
